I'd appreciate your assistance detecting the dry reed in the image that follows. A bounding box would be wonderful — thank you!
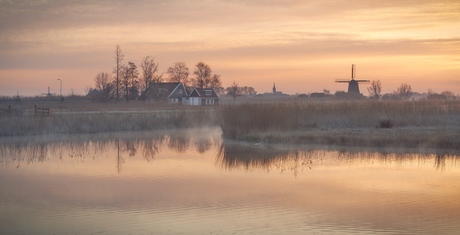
[220,100,460,148]
[0,109,219,136]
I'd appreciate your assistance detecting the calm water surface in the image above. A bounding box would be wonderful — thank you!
[1,128,460,235]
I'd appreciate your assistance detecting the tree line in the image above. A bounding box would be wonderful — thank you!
[91,45,227,102]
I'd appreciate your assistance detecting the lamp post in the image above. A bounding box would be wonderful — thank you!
[57,79,62,101]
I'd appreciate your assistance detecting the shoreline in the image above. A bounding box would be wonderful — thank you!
[1,123,459,150]
[237,127,460,149]
[2,100,460,150]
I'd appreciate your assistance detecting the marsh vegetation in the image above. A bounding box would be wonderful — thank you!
[2,99,460,149]
[220,100,460,148]
[0,100,219,136]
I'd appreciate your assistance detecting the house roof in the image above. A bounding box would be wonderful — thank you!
[139,82,186,100]
[189,88,218,98]
[86,89,100,98]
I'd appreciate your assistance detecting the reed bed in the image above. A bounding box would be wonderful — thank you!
[0,109,219,136]
[220,100,460,148]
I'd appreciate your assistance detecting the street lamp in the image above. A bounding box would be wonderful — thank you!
[57,79,62,100]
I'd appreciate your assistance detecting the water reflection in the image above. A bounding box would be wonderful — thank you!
[1,131,460,175]
[1,129,460,235]
[216,142,316,177]
[337,150,460,171]
[217,141,460,175]
[0,129,221,174]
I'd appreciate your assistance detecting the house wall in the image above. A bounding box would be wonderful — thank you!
[190,97,201,106]
[168,98,180,104]
[202,98,218,105]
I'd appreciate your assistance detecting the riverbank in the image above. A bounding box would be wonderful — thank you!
[220,100,460,149]
[2,100,460,149]
[247,127,460,149]
[0,107,219,136]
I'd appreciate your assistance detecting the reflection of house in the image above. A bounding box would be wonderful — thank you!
[184,88,219,106]
[139,82,187,104]
[139,82,219,106]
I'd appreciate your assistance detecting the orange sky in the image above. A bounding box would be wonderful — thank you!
[0,0,459,96]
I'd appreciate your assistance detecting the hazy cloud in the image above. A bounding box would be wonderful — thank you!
[0,0,459,95]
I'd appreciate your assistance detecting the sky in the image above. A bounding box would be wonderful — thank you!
[0,0,459,96]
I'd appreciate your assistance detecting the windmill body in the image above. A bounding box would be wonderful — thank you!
[336,64,370,94]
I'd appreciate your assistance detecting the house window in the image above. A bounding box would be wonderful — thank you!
[206,99,214,105]
[178,89,183,95]
[205,90,212,96]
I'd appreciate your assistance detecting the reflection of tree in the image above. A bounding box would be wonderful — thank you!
[141,138,163,162]
[216,142,317,176]
[217,142,460,175]
[3,132,458,174]
[336,149,458,170]
[0,142,49,168]
[31,143,48,163]
[0,131,219,174]
[194,137,212,153]
[126,141,136,157]
[117,139,124,174]
[168,135,189,153]
[435,153,448,171]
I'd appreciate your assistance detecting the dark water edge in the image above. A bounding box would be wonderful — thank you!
[2,127,459,166]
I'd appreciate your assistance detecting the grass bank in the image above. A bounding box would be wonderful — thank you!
[220,100,460,149]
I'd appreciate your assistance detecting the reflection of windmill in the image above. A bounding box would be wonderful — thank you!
[335,64,370,94]
[42,86,56,97]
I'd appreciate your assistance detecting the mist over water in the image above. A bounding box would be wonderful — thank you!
[1,128,460,234]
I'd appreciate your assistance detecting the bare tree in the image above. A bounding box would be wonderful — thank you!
[94,72,114,101]
[395,83,412,100]
[113,45,124,101]
[240,86,257,96]
[84,86,92,95]
[193,62,212,88]
[120,61,139,100]
[367,80,382,99]
[441,90,457,100]
[140,56,160,93]
[167,62,190,86]
[121,65,130,100]
[210,74,224,94]
[427,90,457,101]
[128,61,139,100]
[226,81,241,104]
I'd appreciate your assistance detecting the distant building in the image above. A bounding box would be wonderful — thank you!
[86,89,101,101]
[310,92,327,98]
[184,88,219,106]
[138,82,219,106]
[262,83,288,97]
[138,82,187,104]
[272,83,283,95]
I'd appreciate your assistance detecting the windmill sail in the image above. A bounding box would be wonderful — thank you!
[352,64,355,79]
[335,64,370,94]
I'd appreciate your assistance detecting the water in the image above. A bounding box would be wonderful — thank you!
[1,128,460,235]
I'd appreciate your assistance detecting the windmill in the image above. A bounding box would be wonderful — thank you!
[335,64,370,94]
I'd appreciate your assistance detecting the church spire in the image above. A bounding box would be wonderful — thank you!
[273,83,276,94]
